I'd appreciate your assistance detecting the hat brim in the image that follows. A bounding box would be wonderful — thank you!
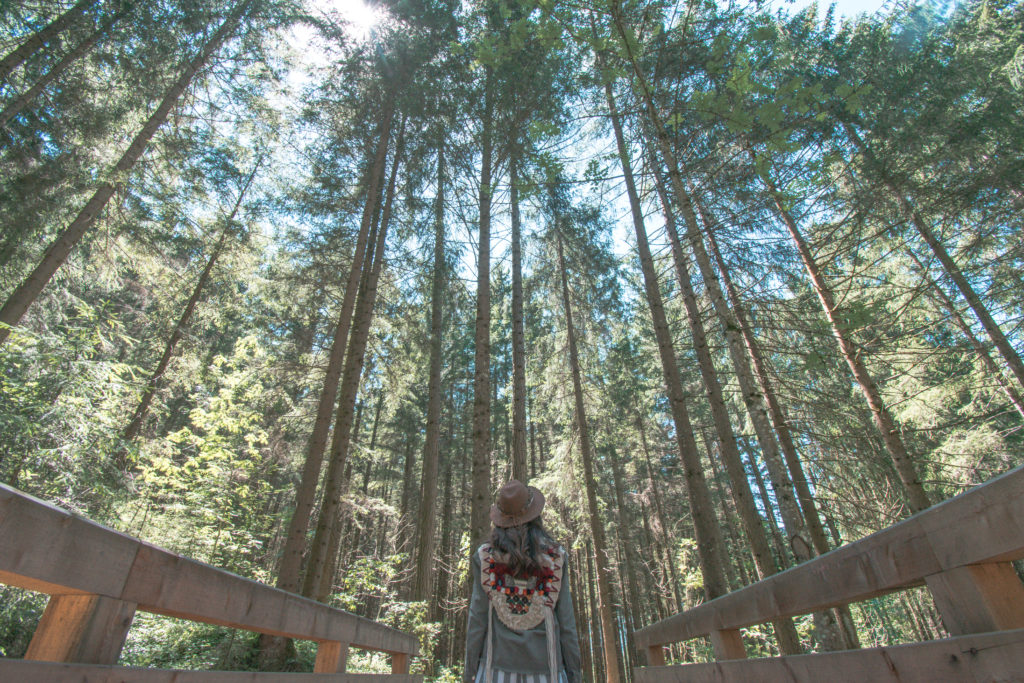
[490,486,545,528]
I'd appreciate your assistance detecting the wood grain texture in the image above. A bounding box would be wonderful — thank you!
[709,630,745,660]
[0,485,139,597]
[634,464,1024,647]
[0,660,423,683]
[315,642,350,673]
[634,628,1024,682]
[926,562,1024,635]
[122,543,417,654]
[25,594,136,664]
[391,653,409,675]
[0,484,418,658]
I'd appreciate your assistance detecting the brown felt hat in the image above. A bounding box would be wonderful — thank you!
[490,479,545,528]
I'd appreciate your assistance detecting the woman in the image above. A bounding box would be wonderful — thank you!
[465,480,583,683]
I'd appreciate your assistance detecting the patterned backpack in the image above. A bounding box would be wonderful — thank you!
[476,543,565,683]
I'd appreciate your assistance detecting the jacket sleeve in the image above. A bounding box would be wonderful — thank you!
[556,550,583,683]
[464,550,488,683]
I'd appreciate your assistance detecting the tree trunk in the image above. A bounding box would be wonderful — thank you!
[671,184,846,649]
[744,442,788,563]
[701,220,834,556]
[398,435,417,564]
[758,166,931,513]
[118,160,258,455]
[557,234,622,683]
[599,59,728,602]
[703,434,745,591]
[572,545,593,683]
[303,124,403,601]
[904,245,1024,420]
[844,122,1024,396]
[663,187,819,565]
[271,99,393,597]
[509,152,529,482]
[607,444,642,656]
[0,0,253,346]
[412,144,446,601]
[470,67,494,549]
[649,160,802,653]
[0,0,95,83]
[528,403,538,479]
[0,4,130,128]
[634,415,684,609]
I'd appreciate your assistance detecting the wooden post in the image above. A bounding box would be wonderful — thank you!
[710,629,746,660]
[392,651,410,674]
[647,644,666,666]
[925,562,1024,636]
[314,641,350,673]
[25,593,136,664]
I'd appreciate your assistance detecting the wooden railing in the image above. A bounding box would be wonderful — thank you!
[633,463,1024,682]
[0,483,421,682]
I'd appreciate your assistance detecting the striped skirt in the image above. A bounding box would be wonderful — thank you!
[474,663,569,683]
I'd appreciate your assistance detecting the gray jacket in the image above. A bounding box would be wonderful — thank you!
[464,547,583,683]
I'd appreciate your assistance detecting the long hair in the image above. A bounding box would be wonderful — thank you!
[490,517,556,576]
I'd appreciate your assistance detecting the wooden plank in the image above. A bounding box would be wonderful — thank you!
[390,653,409,675]
[708,630,745,660]
[634,464,1024,647]
[634,627,1024,683]
[0,485,139,597]
[919,464,1024,569]
[315,642,350,673]
[0,484,417,657]
[0,659,422,683]
[646,646,665,667]
[925,562,1024,635]
[122,542,418,655]
[25,594,136,664]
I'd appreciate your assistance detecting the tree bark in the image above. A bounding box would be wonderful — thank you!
[634,415,684,610]
[272,98,394,597]
[303,123,403,601]
[704,435,746,591]
[649,154,802,653]
[599,58,729,602]
[557,234,622,683]
[259,110,392,662]
[758,166,931,513]
[0,4,130,128]
[607,444,642,651]
[904,245,1024,420]
[0,0,253,346]
[470,67,494,549]
[119,160,258,454]
[0,0,95,83]
[844,122,1024,397]
[510,152,529,482]
[661,178,847,649]
[702,220,834,557]
[665,189,816,563]
[412,145,446,601]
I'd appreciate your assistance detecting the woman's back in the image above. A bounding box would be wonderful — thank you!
[464,481,582,683]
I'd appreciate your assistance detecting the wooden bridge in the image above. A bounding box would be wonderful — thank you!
[633,463,1024,682]
[0,483,420,682]
[3,467,1024,682]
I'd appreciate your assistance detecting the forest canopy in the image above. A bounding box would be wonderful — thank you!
[0,0,1022,677]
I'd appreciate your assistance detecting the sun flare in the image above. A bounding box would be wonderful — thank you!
[331,0,384,41]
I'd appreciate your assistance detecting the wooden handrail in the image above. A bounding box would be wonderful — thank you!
[633,464,1024,680]
[0,484,419,679]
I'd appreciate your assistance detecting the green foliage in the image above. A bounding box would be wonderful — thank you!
[0,587,46,659]
[1,0,1022,675]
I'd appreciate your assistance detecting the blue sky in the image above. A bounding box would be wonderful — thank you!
[778,0,893,18]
